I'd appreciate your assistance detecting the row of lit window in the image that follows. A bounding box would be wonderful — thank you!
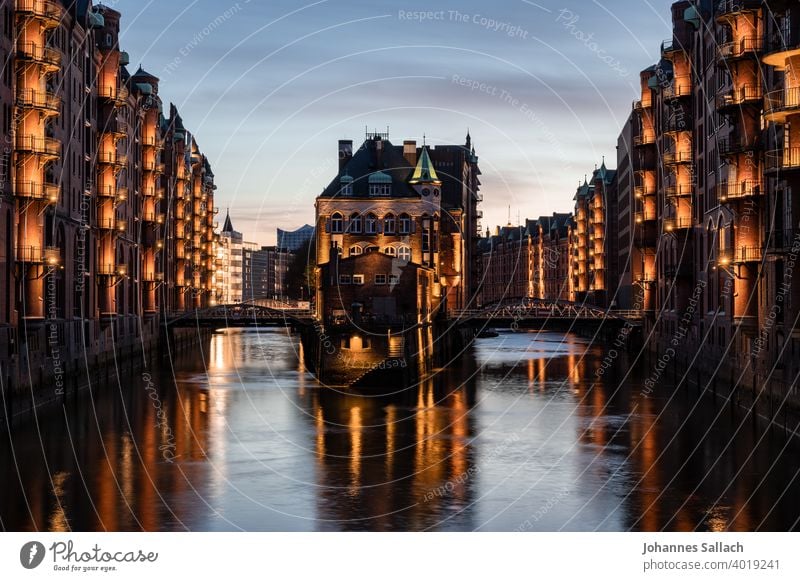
[348,245,411,261]
[338,273,400,285]
[330,212,418,234]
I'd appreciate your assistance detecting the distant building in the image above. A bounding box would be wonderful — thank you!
[477,212,573,306]
[277,224,314,252]
[216,211,244,304]
[242,245,291,301]
[571,160,618,308]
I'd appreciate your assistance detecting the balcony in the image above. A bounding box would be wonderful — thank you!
[15,245,43,263]
[716,0,762,18]
[101,117,128,138]
[716,36,763,62]
[15,180,59,203]
[662,150,693,165]
[663,76,692,101]
[763,29,800,69]
[661,38,686,57]
[15,0,63,27]
[764,88,800,123]
[662,117,691,136]
[717,135,760,156]
[633,133,656,147]
[635,210,657,224]
[97,218,127,232]
[765,148,800,173]
[717,180,763,202]
[97,151,127,167]
[720,246,763,264]
[16,88,60,115]
[664,184,693,198]
[97,85,129,106]
[16,40,61,71]
[97,263,120,276]
[15,134,60,158]
[716,84,762,112]
[663,217,693,232]
[634,185,655,198]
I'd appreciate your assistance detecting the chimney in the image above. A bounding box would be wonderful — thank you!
[403,140,417,167]
[338,140,353,171]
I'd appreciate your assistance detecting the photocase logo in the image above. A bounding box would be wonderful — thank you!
[20,541,46,569]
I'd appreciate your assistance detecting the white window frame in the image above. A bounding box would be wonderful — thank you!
[331,213,343,233]
[397,246,411,262]
[352,274,365,285]
[375,274,387,285]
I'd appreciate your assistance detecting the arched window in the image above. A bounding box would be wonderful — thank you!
[399,213,411,234]
[398,246,411,262]
[350,245,363,256]
[348,212,362,234]
[365,213,377,234]
[331,212,343,233]
[384,247,397,256]
[384,213,395,234]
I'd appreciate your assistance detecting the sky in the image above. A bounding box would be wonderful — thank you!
[111,0,675,245]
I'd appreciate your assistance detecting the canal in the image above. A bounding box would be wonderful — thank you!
[1,328,798,531]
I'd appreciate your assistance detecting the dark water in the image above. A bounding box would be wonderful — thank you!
[1,328,798,531]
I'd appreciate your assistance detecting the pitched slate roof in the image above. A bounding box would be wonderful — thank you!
[319,136,418,199]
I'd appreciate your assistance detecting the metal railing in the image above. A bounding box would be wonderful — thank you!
[716,84,762,109]
[717,36,763,60]
[717,180,763,201]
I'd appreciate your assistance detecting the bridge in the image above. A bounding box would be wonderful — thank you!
[166,303,315,328]
[449,299,643,328]
[165,299,642,331]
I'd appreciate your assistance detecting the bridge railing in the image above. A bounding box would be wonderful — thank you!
[448,303,643,322]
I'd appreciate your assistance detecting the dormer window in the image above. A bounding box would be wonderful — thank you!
[340,173,353,195]
[368,172,392,197]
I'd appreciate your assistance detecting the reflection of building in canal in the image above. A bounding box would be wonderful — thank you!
[1,364,220,531]
[302,360,478,531]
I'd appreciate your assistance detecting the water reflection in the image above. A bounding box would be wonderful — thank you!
[0,329,798,531]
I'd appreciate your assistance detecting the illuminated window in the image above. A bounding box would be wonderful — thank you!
[331,212,343,233]
[350,246,363,256]
[384,247,397,256]
[348,213,362,234]
[365,213,377,234]
[352,274,364,285]
[384,213,395,234]
[399,213,411,234]
[397,246,411,262]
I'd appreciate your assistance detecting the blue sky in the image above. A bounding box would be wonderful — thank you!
[112,0,674,245]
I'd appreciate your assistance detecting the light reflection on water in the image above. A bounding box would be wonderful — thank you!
[1,328,798,531]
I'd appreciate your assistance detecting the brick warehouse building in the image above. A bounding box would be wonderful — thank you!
[315,131,481,325]
[621,0,800,409]
[0,1,218,399]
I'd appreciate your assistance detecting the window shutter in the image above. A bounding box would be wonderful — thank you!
[325,219,331,233]
[411,219,417,233]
